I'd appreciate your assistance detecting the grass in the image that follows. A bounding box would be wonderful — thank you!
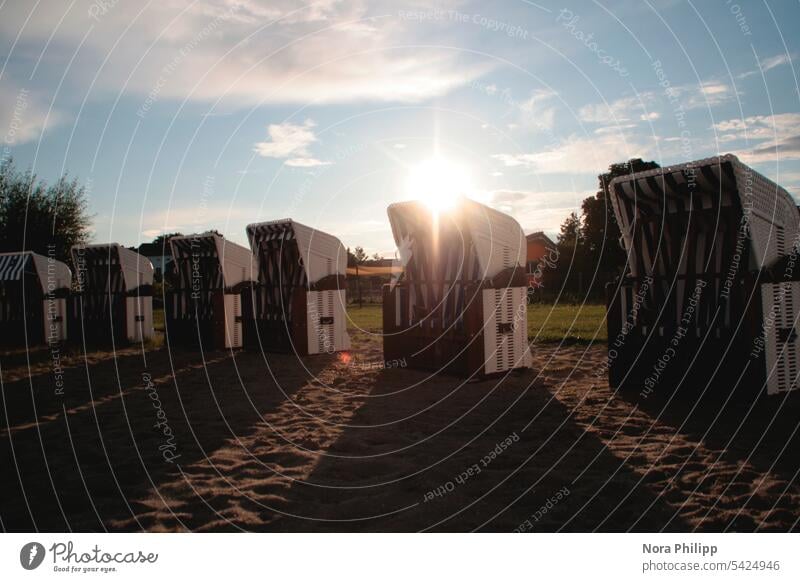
[151,303,607,344]
[527,303,606,343]
[153,307,165,333]
[346,303,607,343]
[346,304,384,332]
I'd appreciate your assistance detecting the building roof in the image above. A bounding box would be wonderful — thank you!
[526,231,556,247]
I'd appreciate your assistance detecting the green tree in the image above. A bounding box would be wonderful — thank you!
[353,246,368,264]
[557,211,583,248]
[0,159,92,264]
[551,211,585,296]
[581,158,660,280]
[151,232,183,248]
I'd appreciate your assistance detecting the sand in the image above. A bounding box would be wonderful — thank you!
[1,330,798,532]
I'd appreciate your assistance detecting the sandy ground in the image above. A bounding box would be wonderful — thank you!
[1,331,798,532]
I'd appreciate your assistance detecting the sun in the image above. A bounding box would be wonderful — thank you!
[406,157,472,212]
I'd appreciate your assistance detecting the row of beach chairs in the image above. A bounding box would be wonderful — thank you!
[1,155,799,392]
[0,205,533,378]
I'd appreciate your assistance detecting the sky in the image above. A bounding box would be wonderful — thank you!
[1,0,799,256]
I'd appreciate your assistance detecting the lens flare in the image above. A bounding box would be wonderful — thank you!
[406,157,472,212]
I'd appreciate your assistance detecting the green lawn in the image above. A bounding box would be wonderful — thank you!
[153,307,165,333]
[527,303,606,343]
[346,303,607,343]
[346,304,383,332]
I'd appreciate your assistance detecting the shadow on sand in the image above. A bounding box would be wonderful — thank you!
[0,345,333,531]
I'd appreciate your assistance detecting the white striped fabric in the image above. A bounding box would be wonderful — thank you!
[0,253,32,281]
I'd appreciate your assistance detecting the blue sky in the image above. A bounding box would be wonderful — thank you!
[2,0,799,255]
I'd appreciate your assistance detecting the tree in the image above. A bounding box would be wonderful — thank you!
[553,211,585,295]
[0,159,92,264]
[371,253,382,261]
[582,158,660,279]
[352,246,368,264]
[557,211,583,248]
[348,246,369,307]
[151,232,183,249]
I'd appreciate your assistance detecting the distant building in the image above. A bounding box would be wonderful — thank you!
[525,231,557,288]
[137,242,173,282]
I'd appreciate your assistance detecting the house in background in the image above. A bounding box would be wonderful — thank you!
[136,242,173,282]
[525,231,557,288]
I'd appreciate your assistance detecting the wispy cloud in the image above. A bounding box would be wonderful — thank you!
[713,113,800,163]
[0,0,489,107]
[578,93,658,125]
[138,204,257,242]
[254,119,330,167]
[518,89,558,132]
[674,81,734,110]
[472,83,558,133]
[486,189,582,235]
[0,82,66,148]
[493,132,650,174]
[738,53,796,79]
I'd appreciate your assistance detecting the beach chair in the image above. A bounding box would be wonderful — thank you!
[0,251,71,346]
[607,154,800,396]
[244,219,350,355]
[383,199,532,377]
[70,243,154,344]
[166,232,255,349]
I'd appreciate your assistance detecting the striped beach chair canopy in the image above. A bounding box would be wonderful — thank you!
[71,243,154,293]
[246,219,347,284]
[169,231,255,289]
[609,154,800,279]
[387,198,527,282]
[0,251,71,293]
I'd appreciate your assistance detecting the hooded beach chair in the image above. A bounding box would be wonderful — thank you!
[383,199,532,376]
[0,251,71,345]
[244,219,350,355]
[70,243,154,344]
[167,232,255,349]
[607,154,800,395]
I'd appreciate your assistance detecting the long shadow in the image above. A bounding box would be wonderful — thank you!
[270,365,689,532]
[621,379,800,531]
[0,345,58,371]
[1,347,157,432]
[632,382,800,479]
[0,346,333,531]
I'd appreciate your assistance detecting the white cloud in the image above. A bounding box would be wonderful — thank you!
[739,53,796,79]
[471,83,557,133]
[576,81,732,131]
[779,172,800,183]
[0,0,488,107]
[760,53,793,72]
[0,82,66,147]
[713,113,800,163]
[578,93,656,125]
[254,119,330,167]
[136,204,257,242]
[493,132,650,174]
[518,89,558,132]
[284,157,331,167]
[485,189,582,235]
[674,81,734,110]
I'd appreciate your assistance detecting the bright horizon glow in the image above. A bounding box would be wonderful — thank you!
[405,157,473,213]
